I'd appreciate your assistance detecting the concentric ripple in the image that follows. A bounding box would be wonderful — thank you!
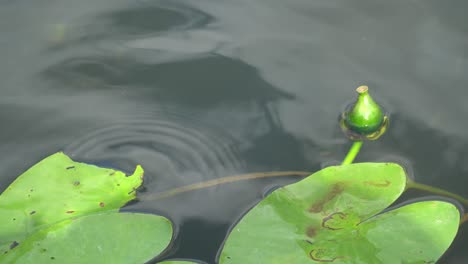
[63,107,247,193]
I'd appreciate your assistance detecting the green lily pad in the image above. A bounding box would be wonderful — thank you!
[219,163,460,263]
[358,200,459,263]
[0,152,144,254]
[0,212,173,263]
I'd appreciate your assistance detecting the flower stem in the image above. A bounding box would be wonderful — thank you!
[407,179,468,226]
[141,171,311,201]
[405,180,468,207]
[342,141,363,165]
[141,168,468,226]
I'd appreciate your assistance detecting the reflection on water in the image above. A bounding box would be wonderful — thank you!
[0,0,467,262]
[43,55,295,105]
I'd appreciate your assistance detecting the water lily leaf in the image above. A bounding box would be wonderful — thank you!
[357,200,459,263]
[0,212,173,264]
[219,163,460,263]
[0,152,144,254]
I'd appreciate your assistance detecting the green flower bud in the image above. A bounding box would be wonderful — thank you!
[340,86,388,140]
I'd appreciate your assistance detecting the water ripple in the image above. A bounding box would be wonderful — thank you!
[63,107,246,192]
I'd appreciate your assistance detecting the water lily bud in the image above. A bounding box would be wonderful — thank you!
[340,86,388,140]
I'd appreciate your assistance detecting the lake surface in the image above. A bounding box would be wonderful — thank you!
[0,0,467,263]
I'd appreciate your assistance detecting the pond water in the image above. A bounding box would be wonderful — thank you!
[1,0,467,263]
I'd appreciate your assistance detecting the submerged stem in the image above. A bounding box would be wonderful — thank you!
[342,141,363,165]
[406,180,468,207]
[141,168,468,220]
[141,171,311,201]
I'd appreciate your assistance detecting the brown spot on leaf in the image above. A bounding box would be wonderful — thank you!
[109,172,115,176]
[99,202,105,207]
[364,180,391,187]
[66,210,75,214]
[9,241,19,250]
[128,187,137,195]
[30,189,33,192]
[309,248,344,262]
[30,211,36,215]
[306,227,318,237]
[309,183,345,213]
[322,212,346,230]
[73,181,80,186]
[66,166,75,170]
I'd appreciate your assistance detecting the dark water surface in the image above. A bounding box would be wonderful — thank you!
[1,0,467,263]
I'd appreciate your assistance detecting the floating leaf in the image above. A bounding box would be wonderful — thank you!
[0,152,144,254]
[219,163,460,263]
[0,212,172,263]
[355,201,459,262]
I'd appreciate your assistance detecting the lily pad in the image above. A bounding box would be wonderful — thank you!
[0,152,144,254]
[0,212,173,263]
[219,163,460,263]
